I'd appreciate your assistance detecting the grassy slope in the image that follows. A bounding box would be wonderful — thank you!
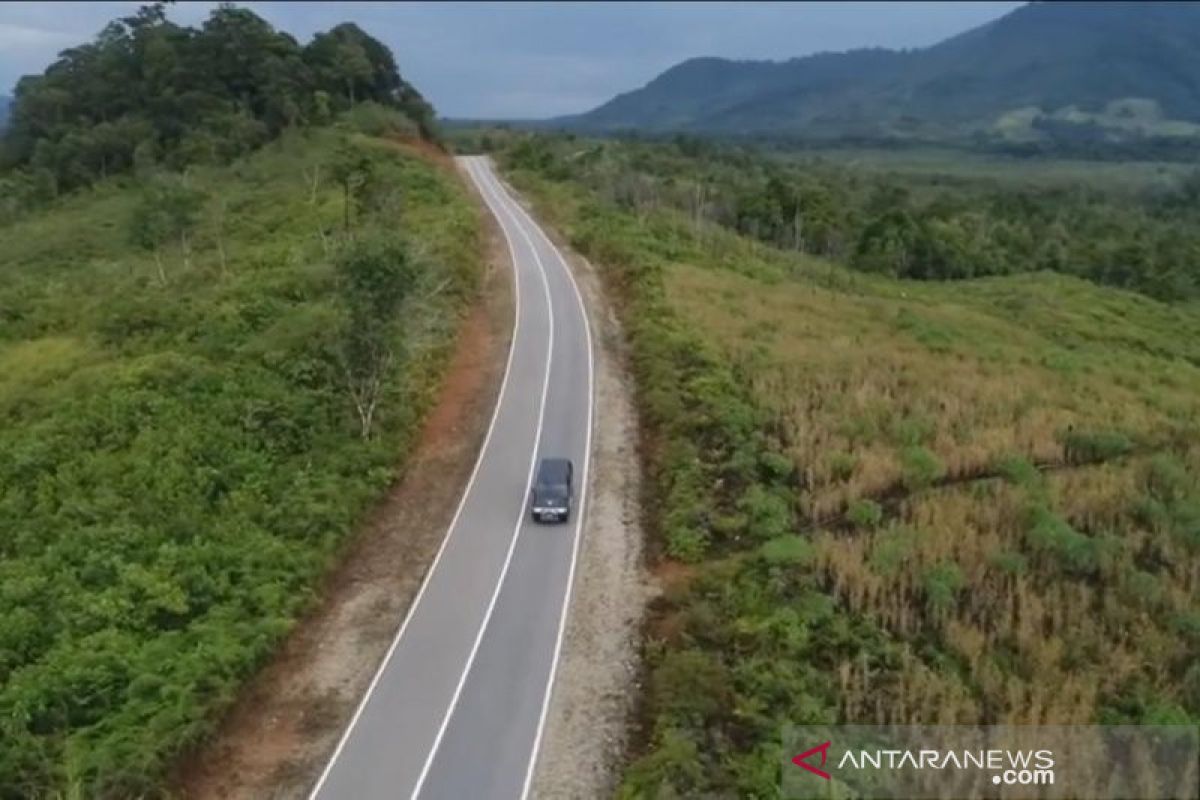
[0,128,479,797]
[501,163,1200,798]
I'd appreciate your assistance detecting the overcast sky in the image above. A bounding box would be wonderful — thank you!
[0,1,1022,119]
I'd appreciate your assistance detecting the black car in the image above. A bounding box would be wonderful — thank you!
[530,457,573,523]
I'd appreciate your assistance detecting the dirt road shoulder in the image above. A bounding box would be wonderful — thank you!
[171,162,514,800]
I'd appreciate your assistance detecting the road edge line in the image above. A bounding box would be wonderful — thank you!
[489,166,598,800]
[307,156,525,799]
[407,157,559,799]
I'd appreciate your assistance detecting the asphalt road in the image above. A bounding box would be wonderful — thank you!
[309,156,594,800]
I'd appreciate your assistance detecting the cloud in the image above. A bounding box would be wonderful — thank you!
[0,1,1023,116]
[0,22,79,49]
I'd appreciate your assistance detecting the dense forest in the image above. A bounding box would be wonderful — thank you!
[0,6,478,798]
[484,130,1200,797]
[492,132,1200,301]
[0,1,435,206]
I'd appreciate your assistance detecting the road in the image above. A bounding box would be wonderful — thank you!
[309,156,594,800]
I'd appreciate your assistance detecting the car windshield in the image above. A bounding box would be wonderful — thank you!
[536,485,568,506]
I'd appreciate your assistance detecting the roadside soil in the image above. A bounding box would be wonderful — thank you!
[171,160,514,800]
[494,171,652,800]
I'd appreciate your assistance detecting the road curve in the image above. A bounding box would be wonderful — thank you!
[309,156,595,800]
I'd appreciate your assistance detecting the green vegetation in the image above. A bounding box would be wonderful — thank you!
[0,127,477,799]
[768,146,1196,194]
[0,5,477,797]
[491,132,1200,797]
[0,2,434,206]
[0,126,477,798]
[486,132,1200,301]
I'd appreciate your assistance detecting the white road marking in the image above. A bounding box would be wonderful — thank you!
[307,155,545,800]
[406,158,560,800]
[481,166,598,800]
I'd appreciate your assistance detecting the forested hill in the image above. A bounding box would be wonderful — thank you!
[559,1,1200,144]
[0,2,435,198]
[0,96,11,127]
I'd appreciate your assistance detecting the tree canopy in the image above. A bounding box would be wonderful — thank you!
[0,2,435,196]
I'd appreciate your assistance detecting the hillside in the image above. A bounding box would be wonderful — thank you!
[0,126,479,798]
[492,132,1200,797]
[0,95,10,127]
[559,1,1200,143]
[0,5,483,797]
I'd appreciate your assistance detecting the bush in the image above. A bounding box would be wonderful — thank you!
[1061,429,1134,464]
[737,484,793,542]
[1146,454,1190,502]
[988,549,1029,576]
[345,101,421,139]
[759,535,814,566]
[869,525,921,576]
[828,451,859,481]
[922,562,965,614]
[900,446,946,490]
[1024,505,1119,577]
[847,498,884,529]
[995,454,1042,487]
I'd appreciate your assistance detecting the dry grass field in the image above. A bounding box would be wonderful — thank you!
[665,242,1200,729]
[498,140,1200,797]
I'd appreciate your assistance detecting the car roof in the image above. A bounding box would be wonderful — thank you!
[536,457,572,480]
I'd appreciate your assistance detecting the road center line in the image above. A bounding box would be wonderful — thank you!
[406,157,558,800]
[479,165,599,800]
[308,155,539,800]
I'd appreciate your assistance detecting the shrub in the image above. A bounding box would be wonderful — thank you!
[869,525,921,576]
[828,451,859,481]
[1146,454,1190,502]
[345,101,421,139]
[889,414,937,446]
[1024,505,1119,577]
[651,648,732,729]
[900,446,945,490]
[619,728,705,800]
[994,454,1042,488]
[922,562,965,614]
[847,499,884,529]
[1061,429,1134,464]
[988,549,1029,576]
[737,484,793,542]
[758,535,814,566]
[1171,498,1200,552]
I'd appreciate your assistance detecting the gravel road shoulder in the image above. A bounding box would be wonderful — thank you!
[497,171,651,800]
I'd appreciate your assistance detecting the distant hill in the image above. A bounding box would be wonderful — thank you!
[558,1,1200,143]
[0,95,11,127]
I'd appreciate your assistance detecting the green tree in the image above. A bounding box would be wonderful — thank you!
[328,140,375,234]
[333,234,415,438]
[128,176,206,284]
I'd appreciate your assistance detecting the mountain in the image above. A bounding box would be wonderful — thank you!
[0,95,11,127]
[559,2,1200,142]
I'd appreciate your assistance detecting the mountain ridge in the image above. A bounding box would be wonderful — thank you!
[556,1,1200,142]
